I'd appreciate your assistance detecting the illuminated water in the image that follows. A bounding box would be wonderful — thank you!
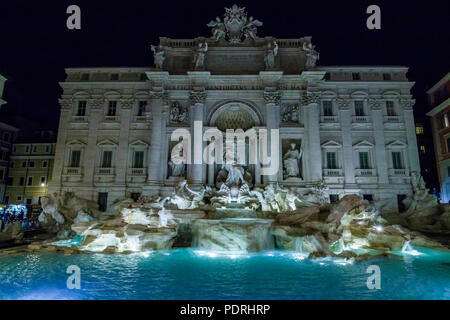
[0,247,449,300]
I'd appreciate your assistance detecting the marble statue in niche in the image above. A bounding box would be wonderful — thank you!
[151,45,165,69]
[169,101,188,123]
[283,141,303,179]
[168,143,186,178]
[281,104,300,123]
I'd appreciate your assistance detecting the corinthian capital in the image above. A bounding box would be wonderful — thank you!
[368,98,382,110]
[189,90,207,105]
[301,91,321,105]
[59,98,72,110]
[399,98,415,110]
[120,99,134,109]
[264,90,281,105]
[150,90,169,105]
[336,98,350,110]
[89,98,104,109]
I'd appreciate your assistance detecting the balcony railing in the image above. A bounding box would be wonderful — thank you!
[323,168,343,176]
[320,116,338,123]
[352,116,371,123]
[64,167,82,175]
[104,116,118,122]
[389,168,407,176]
[384,116,400,122]
[133,116,147,122]
[96,167,115,175]
[128,167,146,175]
[72,116,87,122]
[355,168,377,176]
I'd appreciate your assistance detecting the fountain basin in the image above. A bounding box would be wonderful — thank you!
[192,218,274,253]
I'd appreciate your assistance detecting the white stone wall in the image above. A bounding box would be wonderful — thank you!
[49,67,419,208]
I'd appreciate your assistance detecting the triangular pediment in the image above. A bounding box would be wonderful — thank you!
[129,139,149,147]
[386,140,407,148]
[97,139,118,146]
[321,140,342,148]
[66,139,86,146]
[353,140,374,148]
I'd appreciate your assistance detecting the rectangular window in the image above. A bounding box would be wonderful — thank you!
[70,150,81,168]
[26,198,33,205]
[352,72,360,80]
[45,145,50,153]
[392,152,403,169]
[40,176,46,184]
[138,101,147,116]
[77,101,87,116]
[32,145,37,152]
[0,169,3,180]
[3,132,10,142]
[386,101,396,116]
[446,138,450,153]
[359,152,370,169]
[17,196,22,202]
[326,152,337,169]
[25,146,29,153]
[42,160,48,168]
[27,176,33,186]
[133,151,144,168]
[101,151,113,168]
[4,196,9,204]
[415,125,424,134]
[108,101,117,116]
[420,145,426,153]
[354,101,365,116]
[363,194,373,202]
[10,161,14,168]
[22,161,27,168]
[29,161,35,168]
[323,101,333,116]
[383,73,391,80]
[447,166,450,177]
[19,177,25,186]
[110,73,119,80]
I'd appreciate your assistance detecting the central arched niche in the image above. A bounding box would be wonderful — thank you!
[209,101,262,131]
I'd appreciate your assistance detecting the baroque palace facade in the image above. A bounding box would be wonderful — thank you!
[49,5,419,210]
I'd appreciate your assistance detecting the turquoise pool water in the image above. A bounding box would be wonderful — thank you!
[0,247,449,300]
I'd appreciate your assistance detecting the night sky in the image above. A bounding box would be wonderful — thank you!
[0,0,449,184]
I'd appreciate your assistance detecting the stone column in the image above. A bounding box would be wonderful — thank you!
[83,98,103,188]
[401,99,421,174]
[188,90,206,186]
[338,98,356,188]
[147,91,166,188]
[115,98,133,189]
[369,98,389,185]
[303,92,322,184]
[47,98,73,194]
[263,90,281,185]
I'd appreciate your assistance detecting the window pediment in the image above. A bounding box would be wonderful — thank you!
[321,140,342,148]
[97,139,118,147]
[353,140,374,149]
[386,140,407,148]
[130,139,149,147]
[66,139,87,146]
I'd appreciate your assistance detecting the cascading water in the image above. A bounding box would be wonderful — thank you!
[295,237,303,254]
[401,240,422,256]
[192,218,274,253]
